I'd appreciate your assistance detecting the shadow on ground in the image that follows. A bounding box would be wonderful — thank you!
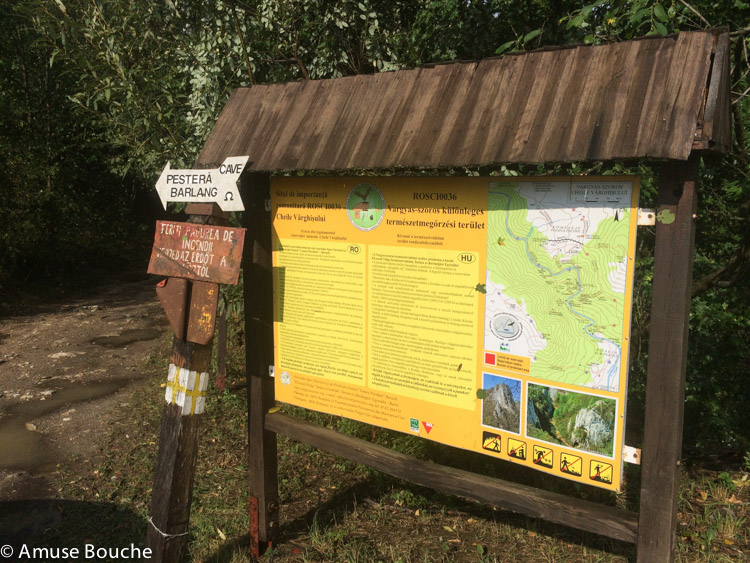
[203,475,637,562]
[0,499,148,556]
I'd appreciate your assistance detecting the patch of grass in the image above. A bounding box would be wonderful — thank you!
[675,469,750,561]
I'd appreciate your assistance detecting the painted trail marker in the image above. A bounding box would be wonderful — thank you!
[155,156,249,211]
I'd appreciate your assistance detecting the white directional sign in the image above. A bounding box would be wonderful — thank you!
[155,156,249,212]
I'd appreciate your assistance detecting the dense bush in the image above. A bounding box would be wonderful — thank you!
[2,0,747,455]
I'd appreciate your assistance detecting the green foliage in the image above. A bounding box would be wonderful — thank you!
[1,0,748,459]
[528,384,552,419]
[0,1,152,291]
[527,426,558,444]
[24,0,220,180]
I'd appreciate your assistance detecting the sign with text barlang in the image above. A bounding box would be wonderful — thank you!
[155,156,249,212]
[148,220,245,284]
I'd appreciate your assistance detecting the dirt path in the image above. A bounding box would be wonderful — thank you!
[0,277,169,501]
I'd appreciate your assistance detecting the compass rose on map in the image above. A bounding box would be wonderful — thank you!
[490,313,522,341]
[346,183,385,231]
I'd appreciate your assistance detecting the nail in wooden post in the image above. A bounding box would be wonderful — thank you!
[241,172,279,556]
[637,160,699,562]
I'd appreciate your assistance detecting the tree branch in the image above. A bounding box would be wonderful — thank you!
[691,241,750,297]
[293,30,310,79]
[231,4,255,85]
[678,0,711,28]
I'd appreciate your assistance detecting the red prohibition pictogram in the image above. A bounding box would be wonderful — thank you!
[589,460,613,484]
[507,438,527,460]
[482,432,502,453]
[532,445,553,468]
[560,453,582,476]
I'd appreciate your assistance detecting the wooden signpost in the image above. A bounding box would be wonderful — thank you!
[146,170,247,561]
[637,161,699,559]
[240,173,279,555]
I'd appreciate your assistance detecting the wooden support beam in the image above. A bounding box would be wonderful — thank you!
[636,160,699,562]
[266,411,639,544]
[242,172,279,556]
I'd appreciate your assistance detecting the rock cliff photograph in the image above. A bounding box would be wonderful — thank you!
[526,383,616,457]
[480,374,522,433]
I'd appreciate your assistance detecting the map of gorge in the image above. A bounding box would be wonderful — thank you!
[484,181,637,392]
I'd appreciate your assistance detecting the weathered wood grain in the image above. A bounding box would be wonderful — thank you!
[700,32,732,151]
[146,340,211,563]
[216,306,227,392]
[636,160,699,562]
[242,172,279,556]
[197,31,726,171]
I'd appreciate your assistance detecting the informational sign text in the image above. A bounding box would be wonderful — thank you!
[148,220,245,284]
[272,177,639,491]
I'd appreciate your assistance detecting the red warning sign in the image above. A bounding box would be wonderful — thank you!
[148,220,245,284]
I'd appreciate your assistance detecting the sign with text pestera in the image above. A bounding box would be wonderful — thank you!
[147,220,246,284]
[155,156,249,212]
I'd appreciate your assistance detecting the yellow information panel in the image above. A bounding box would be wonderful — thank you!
[272,176,639,492]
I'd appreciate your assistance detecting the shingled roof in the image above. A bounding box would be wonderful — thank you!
[196,30,731,171]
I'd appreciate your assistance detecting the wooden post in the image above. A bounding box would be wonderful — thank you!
[241,172,279,556]
[637,160,699,562]
[147,205,228,562]
[146,340,211,562]
[216,306,228,392]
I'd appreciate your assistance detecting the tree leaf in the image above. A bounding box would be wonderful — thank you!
[567,13,585,29]
[495,40,516,55]
[523,29,542,44]
[653,3,668,23]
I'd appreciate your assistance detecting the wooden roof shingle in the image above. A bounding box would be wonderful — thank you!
[196,30,731,171]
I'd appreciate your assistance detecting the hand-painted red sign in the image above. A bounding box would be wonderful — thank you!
[148,220,246,284]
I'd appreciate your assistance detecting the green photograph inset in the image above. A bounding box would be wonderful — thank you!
[526,383,616,457]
